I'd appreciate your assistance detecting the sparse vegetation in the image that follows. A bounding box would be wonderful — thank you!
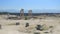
[25,16,28,20]
[0,12,60,34]
[36,25,42,31]
[25,25,36,33]
[7,22,20,26]
[25,23,29,27]
[7,23,16,25]
[41,24,49,31]
[49,26,53,28]
[16,22,20,25]
[35,24,49,31]
[34,32,40,34]
[0,25,1,29]
[44,32,49,34]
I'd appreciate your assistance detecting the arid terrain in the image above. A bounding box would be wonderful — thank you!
[0,15,60,34]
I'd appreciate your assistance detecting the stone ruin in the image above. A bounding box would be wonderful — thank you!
[28,10,32,19]
[20,9,32,19]
[20,9,24,19]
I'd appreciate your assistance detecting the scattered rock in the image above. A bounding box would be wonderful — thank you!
[25,23,29,27]
[16,22,20,25]
[36,25,43,31]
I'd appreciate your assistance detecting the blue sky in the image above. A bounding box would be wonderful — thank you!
[0,0,60,13]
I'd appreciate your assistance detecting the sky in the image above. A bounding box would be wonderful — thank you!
[0,0,60,13]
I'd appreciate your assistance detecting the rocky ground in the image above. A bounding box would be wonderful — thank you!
[0,15,60,34]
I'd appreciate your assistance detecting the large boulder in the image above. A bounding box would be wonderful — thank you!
[25,23,29,27]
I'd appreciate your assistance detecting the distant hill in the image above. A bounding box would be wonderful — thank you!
[0,9,60,13]
[0,9,60,16]
[0,12,60,16]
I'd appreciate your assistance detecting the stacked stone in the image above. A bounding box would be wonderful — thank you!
[20,9,24,19]
[28,10,32,19]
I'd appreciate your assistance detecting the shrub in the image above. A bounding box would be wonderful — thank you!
[44,32,49,33]
[41,24,49,30]
[0,25,1,29]
[25,23,29,27]
[36,24,49,31]
[36,25,42,31]
[16,22,20,25]
[25,16,28,20]
[34,32,40,34]
[49,26,53,28]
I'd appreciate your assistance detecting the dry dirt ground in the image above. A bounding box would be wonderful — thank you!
[0,15,60,34]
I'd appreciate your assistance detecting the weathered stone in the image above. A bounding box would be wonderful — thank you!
[28,10,32,19]
[34,32,40,34]
[36,25,43,31]
[16,22,20,25]
[25,23,29,27]
[0,24,1,29]
[20,9,24,19]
